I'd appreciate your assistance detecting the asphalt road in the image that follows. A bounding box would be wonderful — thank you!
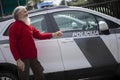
[78,76,119,80]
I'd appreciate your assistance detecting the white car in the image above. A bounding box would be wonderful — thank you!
[0,6,120,80]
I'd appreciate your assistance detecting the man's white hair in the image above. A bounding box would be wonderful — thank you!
[13,6,26,20]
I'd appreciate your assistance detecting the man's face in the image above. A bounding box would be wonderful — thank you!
[18,8,28,19]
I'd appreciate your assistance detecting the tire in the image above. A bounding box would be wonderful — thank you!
[0,71,18,80]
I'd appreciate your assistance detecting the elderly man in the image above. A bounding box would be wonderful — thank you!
[9,6,62,80]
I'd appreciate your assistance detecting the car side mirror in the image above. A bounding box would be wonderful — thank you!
[99,21,110,35]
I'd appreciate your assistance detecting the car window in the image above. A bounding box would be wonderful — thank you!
[52,11,98,31]
[30,15,48,32]
[3,23,13,36]
[3,15,47,36]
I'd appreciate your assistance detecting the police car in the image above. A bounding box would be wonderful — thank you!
[0,6,120,80]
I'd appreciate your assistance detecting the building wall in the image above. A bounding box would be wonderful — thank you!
[0,0,26,17]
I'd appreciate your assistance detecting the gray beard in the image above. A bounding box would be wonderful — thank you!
[19,17,31,26]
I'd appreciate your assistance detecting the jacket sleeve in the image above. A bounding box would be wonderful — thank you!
[9,26,20,61]
[32,26,52,40]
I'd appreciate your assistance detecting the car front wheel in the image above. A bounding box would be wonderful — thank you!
[0,71,18,80]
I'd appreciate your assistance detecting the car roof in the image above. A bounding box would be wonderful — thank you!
[31,5,120,25]
[0,5,68,22]
[0,5,120,25]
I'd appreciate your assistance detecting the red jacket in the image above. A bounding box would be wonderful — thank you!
[9,20,52,61]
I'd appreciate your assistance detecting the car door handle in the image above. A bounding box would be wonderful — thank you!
[60,39,74,43]
[2,44,9,48]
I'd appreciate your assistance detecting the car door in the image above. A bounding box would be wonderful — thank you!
[0,20,16,64]
[0,13,64,74]
[30,14,64,73]
[51,10,118,71]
